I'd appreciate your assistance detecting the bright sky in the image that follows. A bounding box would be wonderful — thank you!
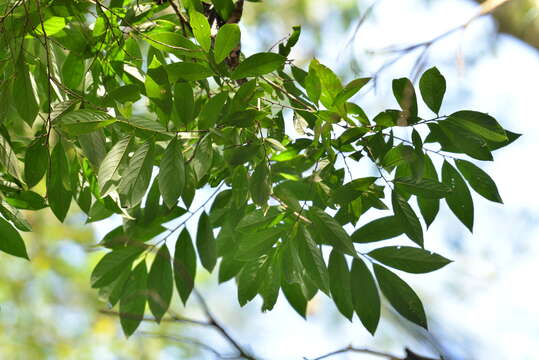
[92,1,539,359]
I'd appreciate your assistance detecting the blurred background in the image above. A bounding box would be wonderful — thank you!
[1,0,538,359]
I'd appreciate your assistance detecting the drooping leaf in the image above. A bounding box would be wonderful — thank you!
[350,258,380,335]
[98,136,134,196]
[47,141,72,222]
[147,245,173,323]
[174,82,195,125]
[250,161,271,206]
[117,142,155,208]
[91,246,144,289]
[419,67,446,114]
[393,177,452,199]
[214,24,241,64]
[259,248,282,311]
[174,229,197,304]
[0,201,32,232]
[119,261,148,337]
[374,264,428,329]
[166,62,215,82]
[13,60,38,126]
[159,138,186,208]
[392,77,418,122]
[392,191,423,247]
[231,53,286,80]
[446,111,507,143]
[417,155,440,228]
[455,159,503,203]
[24,139,49,188]
[237,255,268,306]
[0,217,29,260]
[57,110,116,135]
[351,216,404,243]
[191,135,213,182]
[309,59,342,108]
[328,250,353,320]
[308,207,357,256]
[189,10,211,51]
[281,281,308,318]
[0,133,21,180]
[333,77,370,107]
[296,226,330,294]
[442,161,474,232]
[198,92,229,129]
[61,52,85,89]
[196,212,217,271]
[368,246,452,273]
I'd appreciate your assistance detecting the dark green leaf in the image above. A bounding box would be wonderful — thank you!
[417,155,439,228]
[351,216,404,243]
[98,136,133,196]
[13,60,38,126]
[281,281,307,318]
[148,245,173,322]
[191,135,213,181]
[351,258,380,335]
[196,212,217,271]
[174,82,195,125]
[159,138,186,208]
[442,161,474,232]
[118,142,155,208]
[119,261,147,337]
[47,141,72,222]
[455,159,502,203]
[198,92,228,129]
[24,139,48,188]
[328,250,353,320]
[174,229,197,304]
[57,110,117,135]
[392,192,423,247]
[237,255,268,306]
[214,24,241,64]
[447,111,507,142]
[166,62,215,82]
[419,67,446,114]
[236,227,284,261]
[296,226,330,294]
[249,161,271,206]
[61,52,85,89]
[333,77,370,107]
[374,264,428,329]
[308,207,357,256]
[309,59,342,108]
[0,217,29,259]
[231,53,286,79]
[91,246,144,288]
[393,177,452,199]
[368,246,452,273]
[392,77,418,121]
[259,248,282,311]
[0,134,21,180]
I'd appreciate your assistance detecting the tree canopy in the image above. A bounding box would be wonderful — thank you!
[0,0,518,348]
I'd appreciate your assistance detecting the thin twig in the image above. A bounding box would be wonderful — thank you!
[308,345,401,360]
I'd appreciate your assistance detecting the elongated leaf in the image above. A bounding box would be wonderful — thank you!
[231,53,286,80]
[259,249,282,311]
[166,62,214,82]
[98,136,133,196]
[0,133,21,180]
[13,61,38,126]
[308,207,357,256]
[351,258,380,335]
[57,110,116,135]
[237,255,268,306]
[374,264,428,329]
[447,111,507,142]
[236,227,285,261]
[120,261,147,337]
[351,216,404,243]
[368,246,452,273]
[419,67,446,114]
[144,31,204,59]
[392,192,423,247]
[90,246,144,288]
[0,217,29,259]
[328,250,353,320]
[0,201,32,232]
[214,23,240,64]
[47,141,72,222]
[442,161,474,231]
[118,142,155,208]
[333,77,370,107]
[174,82,194,125]
[174,229,197,304]
[196,212,217,271]
[417,155,439,228]
[392,77,418,121]
[231,166,249,208]
[309,59,342,108]
[148,245,173,323]
[24,139,49,187]
[393,177,452,199]
[61,52,84,89]
[282,281,307,318]
[189,10,211,51]
[159,138,186,208]
[250,161,271,206]
[191,135,213,181]
[296,226,330,294]
[438,120,493,161]
[304,67,321,104]
[198,92,229,129]
[455,159,502,203]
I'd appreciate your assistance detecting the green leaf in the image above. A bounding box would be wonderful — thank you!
[174,229,197,304]
[442,161,474,232]
[231,166,249,208]
[118,142,155,208]
[189,10,211,51]
[198,92,229,129]
[351,258,380,335]
[98,136,134,196]
[392,77,418,121]
[368,246,452,273]
[392,191,423,247]
[159,138,186,208]
[13,60,38,126]
[281,281,307,318]
[328,250,353,320]
[419,67,446,114]
[0,133,21,180]
[438,120,493,161]
[58,110,117,135]
[191,135,213,181]
[236,227,285,261]
[455,159,503,203]
[174,82,195,125]
[373,264,428,329]
[250,161,271,206]
[309,59,342,108]
[166,62,215,82]
[211,0,234,20]
[120,261,147,337]
[237,255,268,306]
[447,111,507,143]
[393,177,452,199]
[33,16,66,36]
[296,226,330,294]
[61,53,85,89]
[333,77,370,107]
[47,141,72,222]
[144,31,204,59]
[0,201,32,232]
[351,216,404,243]
[231,53,286,80]
[308,207,357,256]
[214,23,241,64]
[24,139,49,187]
[91,246,144,288]
[147,245,173,323]
[304,67,321,104]
[196,212,217,272]
[417,155,439,228]
[259,249,282,311]
[0,217,29,260]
